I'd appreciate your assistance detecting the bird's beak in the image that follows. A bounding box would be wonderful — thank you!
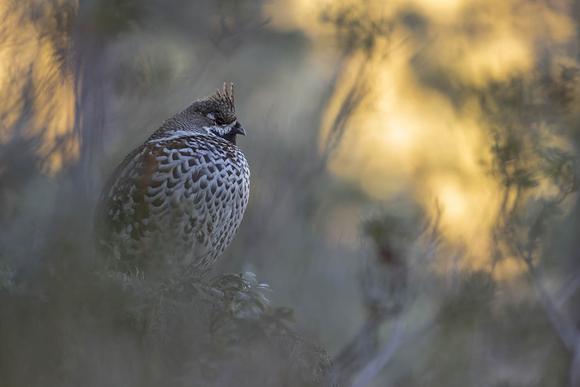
[233,122,246,136]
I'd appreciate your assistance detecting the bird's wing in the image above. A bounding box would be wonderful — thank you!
[96,134,244,271]
[94,142,160,261]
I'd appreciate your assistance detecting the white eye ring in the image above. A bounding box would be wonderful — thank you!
[206,112,216,120]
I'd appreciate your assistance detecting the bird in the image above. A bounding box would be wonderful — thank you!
[95,83,250,277]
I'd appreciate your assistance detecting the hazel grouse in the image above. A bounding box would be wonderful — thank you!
[96,83,250,276]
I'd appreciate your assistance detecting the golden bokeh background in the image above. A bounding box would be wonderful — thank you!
[269,0,577,275]
[0,1,77,174]
[0,0,577,272]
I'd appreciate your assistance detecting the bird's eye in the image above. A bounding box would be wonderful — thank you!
[206,112,216,121]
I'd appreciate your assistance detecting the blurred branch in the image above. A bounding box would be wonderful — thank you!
[572,337,580,387]
[497,168,580,355]
[484,74,580,384]
[350,319,435,387]
[501,183,580,353]
[556,273,580,309]
[330,208,439,386]
[319,56,369,166]
[331,317,387,385]
[350,318,405,387]
[316,1,397,170]
[522,259,579,352]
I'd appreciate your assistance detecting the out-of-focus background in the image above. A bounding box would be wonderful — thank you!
[1,0,580,386]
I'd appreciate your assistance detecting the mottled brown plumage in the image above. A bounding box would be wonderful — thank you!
[96,83,249,276]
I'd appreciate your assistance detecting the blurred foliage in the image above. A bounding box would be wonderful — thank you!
[316,1,580,386]
[320,3,393,54]
[2,0,580,386]
[0,250,332,386]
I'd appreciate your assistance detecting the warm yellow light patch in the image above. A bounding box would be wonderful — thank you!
[268,0,576,275]
[422,172,502,263]
[441,33,533,87]
[264,0,326,34]
[0,1,78,174]
[493,257,526,281]
[411,0,465,20]
[384,116,415,154]
[436,178,469,225]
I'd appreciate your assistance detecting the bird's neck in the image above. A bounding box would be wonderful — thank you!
[148,116,206,143]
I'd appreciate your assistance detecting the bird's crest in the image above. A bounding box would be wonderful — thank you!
[209,82,235,113]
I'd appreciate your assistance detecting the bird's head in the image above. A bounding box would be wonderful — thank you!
[185,82,246,144]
